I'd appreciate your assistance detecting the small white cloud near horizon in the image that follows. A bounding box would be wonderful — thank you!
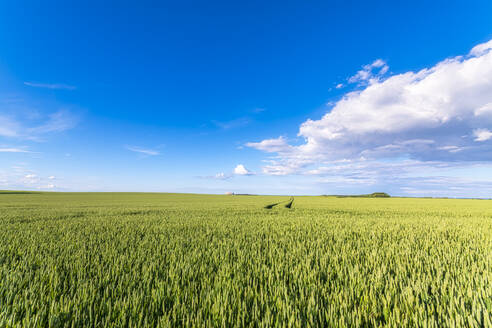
[126,146,160,156]
[234,164,254,176]
[42,184,56,189]
[22,173,40,185]
[24,81,76,90]
[0,165,63,191]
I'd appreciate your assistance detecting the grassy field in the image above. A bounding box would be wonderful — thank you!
[1,192,491,327]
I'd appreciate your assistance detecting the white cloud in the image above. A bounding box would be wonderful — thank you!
[215,172,231,180]
[204,165,255,180]
[198,172,232,180]
[246,39,492,189]
[438,145,464,153]
[0,116,22,137]
[260,162,299,176]
[473,128,492,142]
[126,146,160,156]
[0,148,31,153]
[234,164,254,176]
[245,137,292,153]
[0,165,90,191]
[215,172,226,179]
[336,83,344,89]
[474,102,492,116]
[15,172,56,190]
[348,59,389,85]
[22,174,40,185]
[0,110,77,140]
[469,39,492,57]
[24,82,76,90]
[28,110,77,135]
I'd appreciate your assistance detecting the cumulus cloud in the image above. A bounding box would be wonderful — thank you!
[234,164,254,176]
[246,39,492,187]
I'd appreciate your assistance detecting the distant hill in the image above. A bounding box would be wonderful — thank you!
[324,192,391,198]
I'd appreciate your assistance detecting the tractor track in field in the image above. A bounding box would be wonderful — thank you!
[264,197,294,209]
[264,202,282,209]
[284,197,294,208]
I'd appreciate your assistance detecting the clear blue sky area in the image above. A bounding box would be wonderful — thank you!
[1,1,492,196]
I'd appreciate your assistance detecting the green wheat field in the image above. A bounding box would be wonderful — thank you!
[1,192,491,327]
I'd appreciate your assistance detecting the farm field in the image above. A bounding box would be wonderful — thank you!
[1,192,492,327]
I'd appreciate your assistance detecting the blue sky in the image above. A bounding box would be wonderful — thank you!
[1,1,492,197]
